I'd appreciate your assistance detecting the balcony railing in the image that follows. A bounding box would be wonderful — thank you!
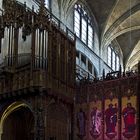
[76,65,94,81]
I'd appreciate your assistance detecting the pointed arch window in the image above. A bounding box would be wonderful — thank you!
[81,17,87,43]
[116,56,120,71]
[108,46,112,67]
[107,45,120,71]
[88,25,93,49]
[74,4,94,49]
[74,9,80,37]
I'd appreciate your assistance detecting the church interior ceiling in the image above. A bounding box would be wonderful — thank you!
[85,0,140,70]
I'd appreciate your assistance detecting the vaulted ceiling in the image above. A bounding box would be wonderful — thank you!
[85,0,140,70]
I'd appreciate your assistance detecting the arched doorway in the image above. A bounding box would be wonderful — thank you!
[46,103,70,140]
[1,102,34,140]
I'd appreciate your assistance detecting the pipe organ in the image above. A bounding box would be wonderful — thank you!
[0,1,139,140]
[0,0,76,97]
[0,1,76,140]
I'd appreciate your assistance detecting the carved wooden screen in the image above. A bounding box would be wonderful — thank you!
[67,41,75,87]
[51,26,59,78]
[121,79,138,140]
[60,34,66,82]
[46,24,75,91]
[76,76,139,140]
[46,104,70,140]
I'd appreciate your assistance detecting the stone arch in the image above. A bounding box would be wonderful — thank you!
[0,101,35,140]
[101,39,123,68]
[102,26,140,48]
[102,4,140,46]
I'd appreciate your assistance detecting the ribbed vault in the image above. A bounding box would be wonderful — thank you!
[85,0,140,69]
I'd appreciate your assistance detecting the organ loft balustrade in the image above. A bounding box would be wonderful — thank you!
[0,0,76,100]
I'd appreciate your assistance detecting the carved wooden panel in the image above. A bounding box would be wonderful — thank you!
[46,103,70,140]
[76,76,139,140]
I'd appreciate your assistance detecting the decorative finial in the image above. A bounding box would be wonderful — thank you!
[39,0,46,15]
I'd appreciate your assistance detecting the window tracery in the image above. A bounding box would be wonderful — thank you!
[74,3,94,49]
[108,45,120,71]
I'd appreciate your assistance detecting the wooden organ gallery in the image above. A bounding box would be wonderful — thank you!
[0,1,139,140]
[0,1,75,140]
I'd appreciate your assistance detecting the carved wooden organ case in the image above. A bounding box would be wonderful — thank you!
[0,0,76,99]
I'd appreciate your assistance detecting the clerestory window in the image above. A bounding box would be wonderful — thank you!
[74,3,94,49]
[107,45,120,71]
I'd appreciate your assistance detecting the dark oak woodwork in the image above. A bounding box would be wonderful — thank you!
[0,1,76,140]
[0,1,139,140]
